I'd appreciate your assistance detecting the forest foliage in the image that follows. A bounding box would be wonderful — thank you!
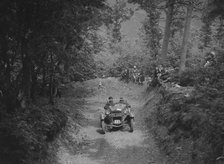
[126,0,224,163]
[0,0,224,163]
[0,0,105,163]
[156,49,224,163]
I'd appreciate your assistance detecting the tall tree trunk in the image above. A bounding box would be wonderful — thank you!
[20,5,33,108]
[218,17,224,48]
[160,0,175,63]
[41,66,46,95]
[49,53,54,105]
[178,4,193,75]
[21,37,32,108]
[30,65,37,102]
[49,74,54,105]
[1,36,11,88]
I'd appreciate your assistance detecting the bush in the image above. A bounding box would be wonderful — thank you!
[156,50,224,163]
[0,105,67,164]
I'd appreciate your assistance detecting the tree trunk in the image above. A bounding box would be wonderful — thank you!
[49,73,54,105]
[218,17,224,48]
[41,66,46,95]
[21,37,32,108]
[178,4,193,75]
[31,65,37,102]
[49,53,54,105]
[20,6,33,108]
[160,0,175,63]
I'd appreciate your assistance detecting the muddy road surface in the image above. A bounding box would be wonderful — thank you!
[57,78,166,164]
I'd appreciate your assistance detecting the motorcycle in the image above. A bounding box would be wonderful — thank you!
[100,103,134,134]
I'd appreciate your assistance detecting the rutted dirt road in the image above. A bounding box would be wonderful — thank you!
[57,78,166,164]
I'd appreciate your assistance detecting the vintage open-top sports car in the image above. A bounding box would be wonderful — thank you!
[100,103,134,134]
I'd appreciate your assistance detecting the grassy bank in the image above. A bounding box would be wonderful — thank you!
[145,83,224,164]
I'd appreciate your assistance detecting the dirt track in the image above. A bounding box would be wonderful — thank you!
[57,78,166,164]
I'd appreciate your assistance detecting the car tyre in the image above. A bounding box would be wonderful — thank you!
[129,118,134,132]
[101,121,106,134]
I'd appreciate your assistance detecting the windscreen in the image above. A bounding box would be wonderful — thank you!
[110,103,126,111]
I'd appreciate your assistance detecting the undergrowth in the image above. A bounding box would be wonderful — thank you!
[150,50,224,164]
[0,104,67,164]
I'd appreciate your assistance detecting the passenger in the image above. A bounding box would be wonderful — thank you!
[118,97,131,108]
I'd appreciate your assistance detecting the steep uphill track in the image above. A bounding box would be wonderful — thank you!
[57,78,166,164]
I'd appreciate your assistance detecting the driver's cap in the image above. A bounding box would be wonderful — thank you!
[108,96,113,101]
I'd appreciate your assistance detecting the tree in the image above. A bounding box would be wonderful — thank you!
[0,0,106,163]
[207,0,224,48]
[200,16,213,48]
[160,0,176,63]
[0,0,106,106]
[179,1,193,75]
[216,18,224,48]
[130,0,162,58]
[103,0,134,54]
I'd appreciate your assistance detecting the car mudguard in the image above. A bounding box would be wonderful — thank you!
[129,112,134,118]
[100,113,105,121]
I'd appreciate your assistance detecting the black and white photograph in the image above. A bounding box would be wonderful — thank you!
[0,0,224,163]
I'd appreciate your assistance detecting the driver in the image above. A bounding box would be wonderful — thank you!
[118,97,131,108]
[103,97,114,125]
[104,96,115,111]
